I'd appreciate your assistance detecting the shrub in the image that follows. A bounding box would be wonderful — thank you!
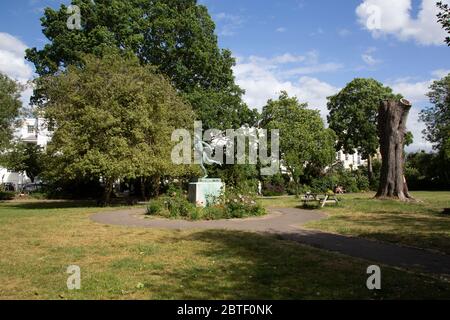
[0,191,15,200]
[145,188,265,221]
[202,206,225,220]
[262,183,285,196]
[147,201,163,215]
[166,195,197,218]
[224,189,265,218]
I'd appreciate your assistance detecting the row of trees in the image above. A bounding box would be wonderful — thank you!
[1,0,449,203]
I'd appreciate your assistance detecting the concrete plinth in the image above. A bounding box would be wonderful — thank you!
[188,178,224,207]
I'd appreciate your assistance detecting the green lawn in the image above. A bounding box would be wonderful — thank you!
[260,191,450,255]
[0,199,450,299]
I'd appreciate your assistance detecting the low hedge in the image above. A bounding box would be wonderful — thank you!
[0,191,15,200]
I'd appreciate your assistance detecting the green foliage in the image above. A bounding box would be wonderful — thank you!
[2,143,45,182]
[420,73,450,159]
[37,53,196,203]
[0,191,15,201]
[261,92,336,186]
[146,187,264,220]
[311,164,371,194]
[405,151,450,190]
[327,78,398,159]
[146,201,164,216]
[223,188,265,218]
[26,0,257,129]
[0,73,22,151]
[437,1,450,46]
[262,173,286,196]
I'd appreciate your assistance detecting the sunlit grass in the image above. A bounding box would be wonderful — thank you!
[260,191,450,255]
[0,199,449,299]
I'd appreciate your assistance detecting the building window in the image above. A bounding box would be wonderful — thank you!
[27,125,35,134]
[345,154,349,161]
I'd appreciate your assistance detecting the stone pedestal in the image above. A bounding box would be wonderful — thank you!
[188,178,224,207]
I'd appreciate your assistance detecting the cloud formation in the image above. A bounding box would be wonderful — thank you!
[0,32,33,82]
[356,0,449,46]
[233,53,341,118]
[388,69,450,152]
[0,33,34,107]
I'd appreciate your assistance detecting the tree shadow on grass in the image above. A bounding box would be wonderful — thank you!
[146,230,450,300]
[6,200,103,210]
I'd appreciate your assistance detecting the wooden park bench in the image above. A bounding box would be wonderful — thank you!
[301,193,339,208]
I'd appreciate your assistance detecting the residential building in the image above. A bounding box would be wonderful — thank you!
[0,118,53,190]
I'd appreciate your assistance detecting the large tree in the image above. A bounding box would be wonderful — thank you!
[261,92,336,188]
[327,78,399,180]
[26,0,257,129]
[437,1,450,46]
[420,73,450,159]
[0,73,22,151]
[376,99,414,201]
[37,54,196,204]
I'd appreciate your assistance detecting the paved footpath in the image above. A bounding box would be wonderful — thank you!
[91,207,450,276]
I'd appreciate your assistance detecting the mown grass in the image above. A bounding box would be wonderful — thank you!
[0,198,450,300]
[260,191,450,255]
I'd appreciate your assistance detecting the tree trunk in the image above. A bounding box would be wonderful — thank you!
[140,177,148,201]
[375,99,414,201]
[101,178,114,206]
[367,156,373,182]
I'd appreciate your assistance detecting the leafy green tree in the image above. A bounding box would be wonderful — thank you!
[327,78,398,180]
[0,73,22,151]
[2,143,44,183]
[420,73,450,159]
[26,0,257,129]
[37,54,196,204]
[261,92,336,189]
[437,1,450,46]
[406,151,450,190]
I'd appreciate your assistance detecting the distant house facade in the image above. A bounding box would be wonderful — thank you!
[335,149,381,170]
[0,118,53,190]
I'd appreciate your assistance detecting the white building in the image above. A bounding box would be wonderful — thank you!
[335,149,382,170]
[336,150,367,170]
[0,118,53,190]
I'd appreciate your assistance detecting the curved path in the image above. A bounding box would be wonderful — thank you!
[91,207,326,232]
[91,207,450,275]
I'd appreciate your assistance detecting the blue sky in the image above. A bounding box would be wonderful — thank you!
[0,0,449,151]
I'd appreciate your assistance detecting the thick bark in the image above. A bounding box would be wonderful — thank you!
[376,99,414,201]
[153,174,161,197]
[140,177,148,201]
[101,178,114,206]
[367,156,373,182]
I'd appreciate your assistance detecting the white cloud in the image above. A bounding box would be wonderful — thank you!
[361,47,381,66]
[338,28,351,37]
[356,0,449,46]
[233,54,340,118]
[0,33,34,108]
[0,33,33,83]
[214,13,244,36]
[388,69,449,152]
[276,27,287,33]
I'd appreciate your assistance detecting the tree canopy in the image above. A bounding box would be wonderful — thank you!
[327,78,398,160]
[37,53,196,203]
[437,1,450,46]
[2,143,44,183]
[26,0,257,129]
[0,73,22,151]
[261,92,336,186]
[420,73,450,159]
